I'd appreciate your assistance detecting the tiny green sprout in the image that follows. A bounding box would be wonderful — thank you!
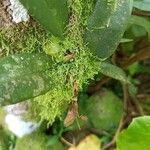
[43,37,61,57]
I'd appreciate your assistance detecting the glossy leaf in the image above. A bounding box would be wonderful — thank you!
[85,0,132,59]
[99,62,129,83]
[133,0,150,11]
[117,116,150,150]
[19,0,68,38]
[0,53,53,106]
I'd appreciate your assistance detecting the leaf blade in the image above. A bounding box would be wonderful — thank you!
[85,0,132,59]
[19,0,68,38]
[99,62,128,83]
[0,53,53,106]
[117,116,150,150]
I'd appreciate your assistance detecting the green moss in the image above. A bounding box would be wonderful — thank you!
[14,132,49,150]
[14,131,65,150]
[85,89,123,133]
[31,0,100,124]
[0,23,50,55]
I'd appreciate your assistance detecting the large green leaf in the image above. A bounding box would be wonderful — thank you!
[117,116,150,150]
[0,53,53,106]
[85,0,132,59]
[99,62,129,83]
[133,0,150,11]
[19,0,68,38]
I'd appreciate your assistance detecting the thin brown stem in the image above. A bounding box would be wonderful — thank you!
[61,137,74,147]
[132,11,150,17]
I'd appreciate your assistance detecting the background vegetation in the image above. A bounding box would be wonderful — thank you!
[0,0,150,149]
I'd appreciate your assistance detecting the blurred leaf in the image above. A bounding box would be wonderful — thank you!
[137,64,150,73]
[19,0,68,38]
[129,15,150,40]
[128,62,150,75]
[133,0,150,11]
[47,135,59,146]
[14,131,65,150]
[131,25,147,38]
[68,134,101,150]
[117,116,150,150]
[85,0,132,59]
[128,62,139,76]
[120,41,134,54]
[99,62,129,83]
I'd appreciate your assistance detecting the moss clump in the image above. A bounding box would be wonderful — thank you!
[14,132,49,150]
[85,89,123,133]
[0,23,50,55]
[31,0,100,124]
[14,131,65,150]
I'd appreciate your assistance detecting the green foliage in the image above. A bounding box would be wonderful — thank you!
[32,53,100,124]
[133,0,150,11]
[14,131,65,150]
[85,0,132,59]
[0,130,9,150]
[99,62,129,83]
[116,116,150,150]
[0,0,130,124]
[85,89,123,133]
[0,53,53,106]
[29,0,101,124]
[0,0,149,149]
[0,109,14,150]
[128,62,139,76]
[0,108,6,126]
[19,0,68,38]
[31,0,127,124]
[129,15,150,40]
[0,24,49,55]
[43,37,61,56]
